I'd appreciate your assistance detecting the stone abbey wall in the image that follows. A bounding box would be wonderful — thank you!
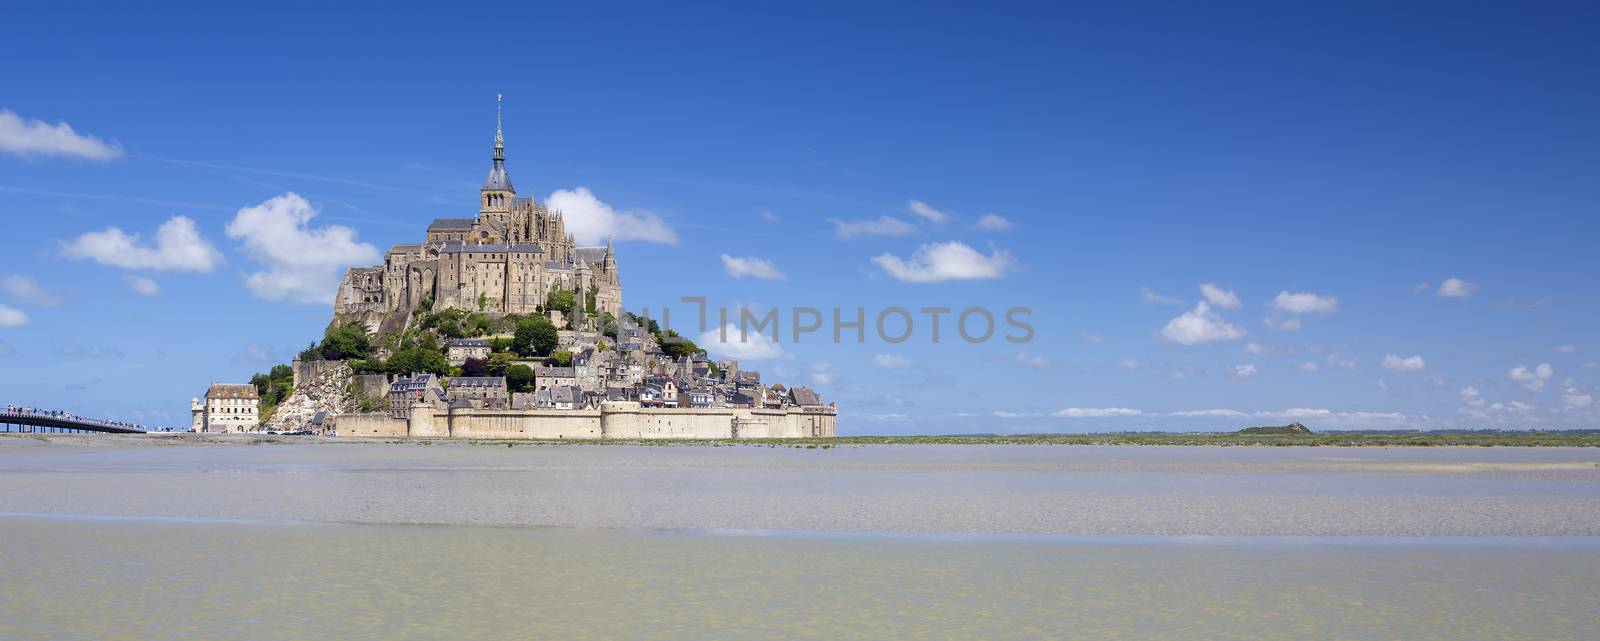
[329,402,836,440]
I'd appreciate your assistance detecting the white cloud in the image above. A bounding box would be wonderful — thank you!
[1412,281,1430,294]
[1382,354,1426,372]
[1327,353,1356,369]
[0,109,123,160]
[123,275,159,295]
[1460,386,1485,408]
[1054,407,1142,418]
[699,324,786,360]
[1168,408,1248,418]
[873,354,913,369]
[0,304,28,327]
[1562,379,1592,409]
[1140,286,1184,306]
[1263,315,1302,331]
[810,362,834,386]
[1436,277,1479,298]
[1299,361,1319,372]
[1161,301,1247,345]
[1200,283,1241,309]
[1,275,62,306]
[757,209,781,223]
[61,216,222,272]
[1243,341,1272,356]
[720,254,785,280]
[547,186,677,245]
[1508,363,1553,392]
[872,241,1013,283]
[907,199,949,223]
[827,216,919,238]
[224,193,380,304]
[1234,363,1259,378]
[1553,344,1577,353]
[1119,359,1139,370]
[973,213,1013,231]
[1015,352,1051,368]
[1271,291,1339,314]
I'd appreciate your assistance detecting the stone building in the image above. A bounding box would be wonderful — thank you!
[445,376,509,409]
[445,338,491,366]
[190,383,260,433]
[389,373,444,419]
[335,100,622,331]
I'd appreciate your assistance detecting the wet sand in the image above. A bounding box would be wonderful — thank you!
[3,434,1598,536]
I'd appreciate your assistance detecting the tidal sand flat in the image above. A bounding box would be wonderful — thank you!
[2,437,1598,640]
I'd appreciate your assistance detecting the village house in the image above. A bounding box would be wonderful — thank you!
[445,376,509,409]
[389,373,445,419]
[445,338,491,366]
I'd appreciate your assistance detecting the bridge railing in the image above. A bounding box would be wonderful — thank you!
[0,408,151,432]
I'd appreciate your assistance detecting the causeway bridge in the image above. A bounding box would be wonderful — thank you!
[0,409,149,434]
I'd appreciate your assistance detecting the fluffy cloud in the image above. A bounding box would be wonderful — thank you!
[1460,386,1485,407]
[1014,352,1051,367]
[124,275,159,295]
[872,241,1013,283]
[1200,283,1241,309]
[973,213,1014,231]
[1,275,62,306]
[1436,277,1479,298]
[0,109,123,160]
[1562,379,1593,409]
[1271,291,1339,314]
[758,209,781,223]
[1054,407,1142,418]
[1553,344,1577,353]
[720,254,784,280]
[906,199,949,223]
[810,362,834,386]
[698,324,786,360]
[1299,361,1320,372]
[1263,315,1302,331]
[547,186,677,245]
[828,216,919,238]
[873,354,913,369]
[1140,286,1184,306]
[1234,363,1259,378]
[0,304,28,327]
[1119,359,1139,370]
[224,193,380,304]
[1508,363,1553,392]
[1327,353,1356,369]
[1161,302,1247,345]
[61,216,223,272]
[1382,354,1426,372]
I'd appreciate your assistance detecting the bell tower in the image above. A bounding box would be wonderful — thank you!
[479,93,515,237]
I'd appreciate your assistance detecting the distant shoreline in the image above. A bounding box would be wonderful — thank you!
[5,431,1600,448]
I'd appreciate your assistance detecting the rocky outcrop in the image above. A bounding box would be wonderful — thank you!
[267,361,364,431]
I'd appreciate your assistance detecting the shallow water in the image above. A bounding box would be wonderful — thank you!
[2,514,1597,641]
[2,441,1598,639]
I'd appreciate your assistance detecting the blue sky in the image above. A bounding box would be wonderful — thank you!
[2,2,1597,432]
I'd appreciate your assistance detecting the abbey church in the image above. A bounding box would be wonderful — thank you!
[334,106,621,328]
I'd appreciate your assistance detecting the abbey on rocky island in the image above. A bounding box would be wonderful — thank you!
[334,103,621,330]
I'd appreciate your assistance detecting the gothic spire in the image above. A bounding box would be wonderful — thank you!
[483,93,514,193]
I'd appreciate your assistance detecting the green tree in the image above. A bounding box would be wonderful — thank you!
[466,313,495,337]
[477,292,488,311]
[319,323,371,361]
[548,350,573,367]
[506,364,536,393]
[513,316,559,357]
[545,289,576,315]
[486,352,515,376]
[585,285,598,314]
[659,329,704,360]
